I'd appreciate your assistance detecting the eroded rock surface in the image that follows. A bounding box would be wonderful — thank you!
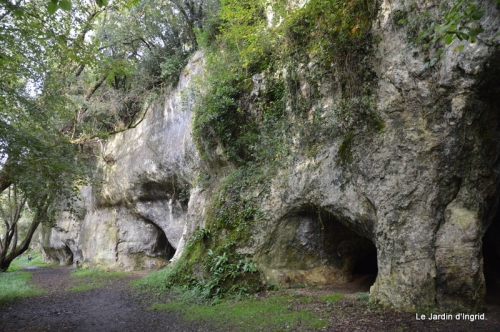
[41,52,204,270]
[42,1,500,312]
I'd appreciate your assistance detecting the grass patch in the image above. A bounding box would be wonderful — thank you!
[6,260,23,272]
[150,292,328,331]
[130,266,173,294]
[29,253,57,267]
[320,293,343,303]
[71,268,127,278]
[66,268,129,292]
[66,284,104,292]
[0,271,45,305]
[7,252,57,272]
[298,296,314,303]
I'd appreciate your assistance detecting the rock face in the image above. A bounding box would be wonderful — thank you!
[42,1,500,312]
[41,52,204,270]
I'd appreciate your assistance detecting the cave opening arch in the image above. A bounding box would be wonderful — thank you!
[483,211,500,305]
[259,205,378,290]
[480,49,500,306]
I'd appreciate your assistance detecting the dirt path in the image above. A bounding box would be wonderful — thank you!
[0,266,209,332]
[1,266,500,331]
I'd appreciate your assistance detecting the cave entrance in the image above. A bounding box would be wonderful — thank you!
[154,228,176,261]
[351,240,378,291]
[41,244,73,265]
[139,216,176,262]
[317,208,378,290]
[480,49,500,306]
[483,211,500,305]
[262,206,377,289]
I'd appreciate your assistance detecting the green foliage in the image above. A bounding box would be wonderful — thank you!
[209,167,264,231]
[95,0,109,7]
[280,0,376,65]
[201,248,259,300]
[183,245,261,302]
[188,0,382,300]
[160,50,190,82]
[192,66,251,164]
[192,227,211,242]
[193,0,379,169]
[140,166,269,302]
[178,185,191,206]
[218,0,267,69]
[131,262,185,295]
[192,56,289,165]
[419,0,485,45]
[398,0,498,68]
[0,0,110,270]
[134,238,261,303]
[0,271,45,305]
[0,0,221,270]
[47,0,72,14]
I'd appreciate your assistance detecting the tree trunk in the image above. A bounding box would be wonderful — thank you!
[0,156,13,194]
[0,205,45,272]
[0,256,13,272]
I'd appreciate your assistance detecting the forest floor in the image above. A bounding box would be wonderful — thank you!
[0,265,499,331]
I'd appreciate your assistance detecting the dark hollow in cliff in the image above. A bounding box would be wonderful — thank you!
[42,244,74,266]
[352,240,378,286]
[143,218,176,261]
[483,211,500,306]
[480,49,500,307]
[156,230,176,261]
[259,206,378,287]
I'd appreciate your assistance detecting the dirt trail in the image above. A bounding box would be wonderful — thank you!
[1,266,500,331]
[0,266,208,332]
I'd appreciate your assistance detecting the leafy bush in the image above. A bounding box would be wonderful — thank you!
[133,244,261,303]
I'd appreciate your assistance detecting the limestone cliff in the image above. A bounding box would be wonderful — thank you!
[42,1,500,312]
[41,52,204,270]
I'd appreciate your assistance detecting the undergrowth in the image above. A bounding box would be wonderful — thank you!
[133,242,261,304]
[132,166,269,303]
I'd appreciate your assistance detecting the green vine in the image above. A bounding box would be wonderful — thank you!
[398,0,498,68]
